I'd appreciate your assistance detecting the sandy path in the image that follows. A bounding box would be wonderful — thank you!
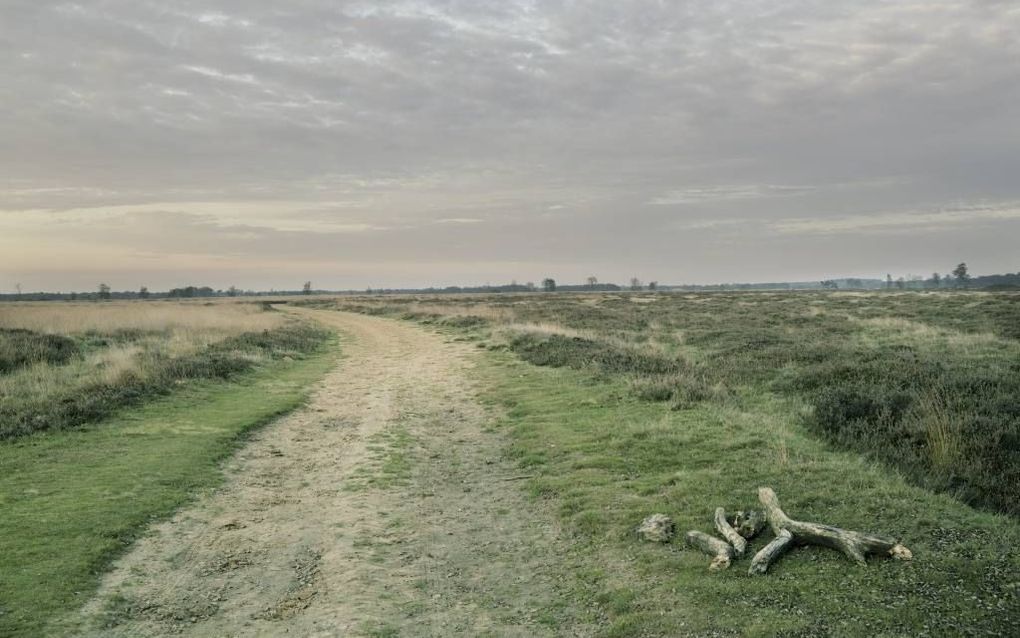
[73,309,586,637]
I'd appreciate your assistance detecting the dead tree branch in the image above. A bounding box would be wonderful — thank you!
[750,487,912,575]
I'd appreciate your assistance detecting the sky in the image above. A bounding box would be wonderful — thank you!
[2,1,1019,292]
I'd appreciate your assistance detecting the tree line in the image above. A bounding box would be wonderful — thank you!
[5,264,1020,301]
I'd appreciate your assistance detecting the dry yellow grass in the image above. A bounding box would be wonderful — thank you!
[405,302,515,322]
[855,315,1009,356]
[0,300,282,335]
[0,300,285,417]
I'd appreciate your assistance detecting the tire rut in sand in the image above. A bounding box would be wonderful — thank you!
[71,310,589,637]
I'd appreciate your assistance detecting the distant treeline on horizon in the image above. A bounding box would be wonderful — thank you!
[3,272,1019,301]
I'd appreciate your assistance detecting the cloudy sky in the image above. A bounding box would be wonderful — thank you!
[2,1,1019,291]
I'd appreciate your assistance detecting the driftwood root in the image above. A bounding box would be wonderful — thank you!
[714,508,748,557]
[748,529,794,575]
[750,487,912,575]
[652,488,911,576]
[728,509,766,539]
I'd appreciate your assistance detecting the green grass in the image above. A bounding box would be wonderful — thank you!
[0,334,337,636]
[478,353,1020,637]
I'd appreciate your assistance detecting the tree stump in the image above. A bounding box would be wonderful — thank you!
[749,487,912,575]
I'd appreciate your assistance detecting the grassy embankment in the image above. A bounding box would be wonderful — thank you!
[302,292,1020,636]
[0,301,336,635]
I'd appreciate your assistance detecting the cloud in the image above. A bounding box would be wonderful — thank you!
[649,185,818,205]
[434,217,484,224]
[181,65,261,86]
[773,202,1020,236]
[1,1,1019,288]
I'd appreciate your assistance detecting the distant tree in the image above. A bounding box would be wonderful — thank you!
[648,281,658,291]
[586,276,598,289]
[821,280,839,289]
[15,283,22,299]
[886,274,893,290]
[629,277,642,291]
[70,291,78,301]
[227,285,239,297]
[542,278,556,292]
[303,281,312,295]
[98,283,111,300]
[929,272,941,289]
[895,277,906,290]
[526,281,536,291]
[138,286,150,299]
[168,286,215,298]
[952,262,970,288]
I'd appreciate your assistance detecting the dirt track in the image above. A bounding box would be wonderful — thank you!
[73,309,586,637]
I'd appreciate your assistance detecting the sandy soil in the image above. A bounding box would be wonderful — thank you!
[72,309,587,637]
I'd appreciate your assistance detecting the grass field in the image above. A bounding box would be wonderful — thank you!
[0,301,336,635]
[3,292,1019,636]
[298,291,1020,635]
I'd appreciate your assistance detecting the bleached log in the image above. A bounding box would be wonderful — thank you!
[750,487,912,574]
[685,531,734,571]
[748,529,794,575]
[714,508,747,557]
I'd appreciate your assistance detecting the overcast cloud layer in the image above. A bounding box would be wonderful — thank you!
[2,1,1019,291]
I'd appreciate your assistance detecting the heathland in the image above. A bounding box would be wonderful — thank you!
[303,291,1020,518]
[2,292,1019,636]
[295,290,1020,636]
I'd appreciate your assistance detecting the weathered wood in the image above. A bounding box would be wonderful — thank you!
[752,487,912,573]
[685,530,734,571]
[748,529,794,575]
[728,510,766,540]
[714,508,747,557]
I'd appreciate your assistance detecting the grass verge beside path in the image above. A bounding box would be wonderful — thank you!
[0,333,337,636]
[478,351,1020,637]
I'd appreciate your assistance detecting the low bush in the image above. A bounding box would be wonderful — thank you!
[0,328,80,374]
[439,315,489,328]
[629,375,677,402]
[508,332,681,376]
[802,357,1020,515]
[629,370,721,409]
